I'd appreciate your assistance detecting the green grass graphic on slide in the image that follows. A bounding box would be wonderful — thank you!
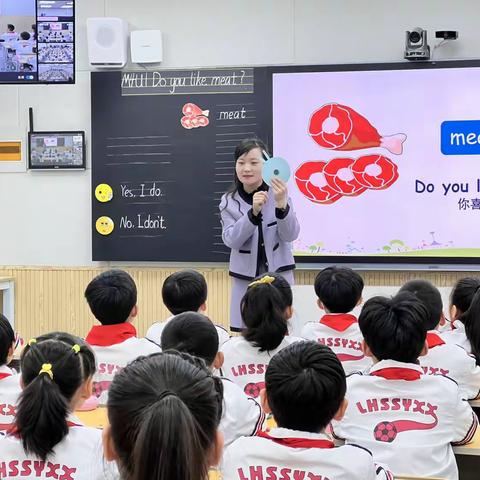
[294,248,480,257]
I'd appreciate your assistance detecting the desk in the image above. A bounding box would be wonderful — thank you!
[0,277,14,326]
[469,399,480,408]
[453,427,480,456]
[75,407,108,429]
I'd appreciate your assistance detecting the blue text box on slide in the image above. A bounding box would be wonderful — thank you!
[441,120,480,155]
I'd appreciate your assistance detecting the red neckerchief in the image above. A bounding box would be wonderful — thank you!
[370,367,421,381]
[426,332,445,349]
[85,322,137,347]
[257,430,334,449]
[319,314,357,332]
[0,372,12,381]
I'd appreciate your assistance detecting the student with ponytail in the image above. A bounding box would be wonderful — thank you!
[221,273,302,398]
[103,351,224,480]
[0,314,21,431]
[0,332,109,479]
[443,277,480,363]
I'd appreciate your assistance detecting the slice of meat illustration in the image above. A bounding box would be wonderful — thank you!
[323,157,367,196]
[309,103,406,155]
[352,154,399,190]
[181,116,194,129]
[295,161,343,204]
[182,102,210,118]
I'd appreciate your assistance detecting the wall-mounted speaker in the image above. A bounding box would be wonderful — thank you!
[87,18,128,68]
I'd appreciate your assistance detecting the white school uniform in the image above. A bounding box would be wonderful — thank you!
[85,322,160,405]
[420,331,480,400]
[301,313,372,375]
[220,336,302,398]
[0,415,112,479]
[220,378,265,446]
[146,315,230,347]
[0,365,21,431]
[332,359,478,480]
[222,427,393,480]
[441,321,472,352]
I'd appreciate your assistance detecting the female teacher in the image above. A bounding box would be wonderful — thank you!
[219,138,300,331]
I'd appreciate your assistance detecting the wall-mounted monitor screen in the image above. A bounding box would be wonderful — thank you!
[0,0,75,84]
[271,61,480,266]
[28,131,85,169]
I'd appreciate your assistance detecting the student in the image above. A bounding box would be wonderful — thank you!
[301,266,371,374]
[222,341,392,480]
[84,269,160,404]
[15,32,34,55]
[442,277,480,360]
[103,351,223,480]
[161,312,265,446]
[221,273,302,398]
[0,315,21,431]
[332,293,478,480]
[1,24,17,42]
[0,332,109,479]
[400,279,480,399]
[219,138,300,331]
[146,269,229,346]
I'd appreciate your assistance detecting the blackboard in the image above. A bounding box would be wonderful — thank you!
[91,67,271,261]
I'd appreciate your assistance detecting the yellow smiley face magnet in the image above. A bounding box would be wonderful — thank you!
[95,183,113,203]
[96,216,114,235]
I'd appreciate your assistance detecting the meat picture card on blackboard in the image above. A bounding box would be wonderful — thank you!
[91,67,270,262]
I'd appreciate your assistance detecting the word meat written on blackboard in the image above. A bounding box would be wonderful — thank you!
[121,68,254,96]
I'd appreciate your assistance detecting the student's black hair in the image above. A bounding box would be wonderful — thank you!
[241,274,289,352]
[358,292,428,363]
[107,351,223,480]
[20,31,30,40]
[399,279,443,331]
[266,341,345,432]
[84,269,137,325]
[162,270,207,315]
[269,273,293,308]
[314,266,364,313]
[0,314,15,365]
[15,332,96,461]
[451,277,480,364]
[161,312,219,366]
[7,24,14,32]
[220,138,269,215]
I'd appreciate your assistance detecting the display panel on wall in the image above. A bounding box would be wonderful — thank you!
[270,60,480,266]
[91,60,480,266]
[0,0,75,84]
[91,68,271,261]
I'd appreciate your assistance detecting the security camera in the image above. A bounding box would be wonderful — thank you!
[405,28,430,61]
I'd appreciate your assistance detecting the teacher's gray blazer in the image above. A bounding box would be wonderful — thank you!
[219,191,300,280]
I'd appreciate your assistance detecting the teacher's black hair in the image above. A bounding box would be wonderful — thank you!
[220,138,269,215]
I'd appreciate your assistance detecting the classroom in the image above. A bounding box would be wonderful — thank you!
[0,0,480,479]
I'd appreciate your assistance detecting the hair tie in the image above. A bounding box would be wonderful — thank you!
[249,275,275,288]
[71,344,81,354]
[157,390,176,402]
[28,338,37,346]
[38,363,53,380]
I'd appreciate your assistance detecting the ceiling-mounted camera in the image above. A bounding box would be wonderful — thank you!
[404,27,430,61]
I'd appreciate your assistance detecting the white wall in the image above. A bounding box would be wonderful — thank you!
[0,0,479,266]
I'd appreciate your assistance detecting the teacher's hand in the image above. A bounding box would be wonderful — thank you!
[271,178,288,209]
[252,191,268,216]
